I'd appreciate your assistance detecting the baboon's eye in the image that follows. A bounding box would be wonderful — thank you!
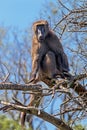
[36,25,45,33]
[41,27,45,33]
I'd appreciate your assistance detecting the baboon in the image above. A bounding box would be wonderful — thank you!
[30,20,69,84]
[20,20,70,127]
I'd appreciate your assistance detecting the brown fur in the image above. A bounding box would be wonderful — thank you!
[20,20,69,127]
[30,20,69,84]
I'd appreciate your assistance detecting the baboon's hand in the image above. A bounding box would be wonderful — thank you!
[28,72,39,83]
[28,72,36,83]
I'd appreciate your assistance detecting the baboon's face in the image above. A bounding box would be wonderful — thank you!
[35,23,49,42]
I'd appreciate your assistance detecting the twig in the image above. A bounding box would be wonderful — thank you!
[58,0,71,12]
[54,107,83,116]
[53,9,87,30]
[3,73,10,82]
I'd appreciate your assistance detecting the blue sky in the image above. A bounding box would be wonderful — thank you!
[0,0,87,129]
[0,0,56,129]
[0,0,52,29]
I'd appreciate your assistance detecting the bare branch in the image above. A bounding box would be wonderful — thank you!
[0,101,73,130]
[53,7,87,31]
[58,0,71,12]
[0,82,42,91]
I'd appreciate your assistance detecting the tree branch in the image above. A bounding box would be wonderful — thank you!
[0,73,87,130]
[0,82,42,92]
[0,101,73,130]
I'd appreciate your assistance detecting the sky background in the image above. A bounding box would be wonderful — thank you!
[0,0,52,29]
[0,0,56,129]
[0,0,87,129]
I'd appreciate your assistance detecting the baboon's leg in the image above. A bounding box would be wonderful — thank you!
[20,94,41,127]
[42,51,61,78]
[20,112,26,127]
